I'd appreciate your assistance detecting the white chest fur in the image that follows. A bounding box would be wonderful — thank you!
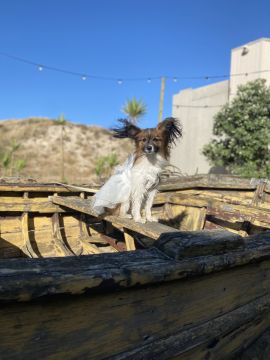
[127,154,167,222]
[131,154,166,192]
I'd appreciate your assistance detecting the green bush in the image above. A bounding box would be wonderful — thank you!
[203,79,270,177]
[95,153,119,178]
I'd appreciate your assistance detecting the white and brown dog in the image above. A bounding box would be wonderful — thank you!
[92,117,182,223]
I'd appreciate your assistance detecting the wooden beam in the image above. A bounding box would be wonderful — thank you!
[20,193,38,258]
[123,230,136,251]
[0,183,83,193]
[0,198,68,213]
[51,196,179,240]
[1,231,270,302]
[158,175,260,192]
[51,213,74,256]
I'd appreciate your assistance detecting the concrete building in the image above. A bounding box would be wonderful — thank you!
[171,38,270,175]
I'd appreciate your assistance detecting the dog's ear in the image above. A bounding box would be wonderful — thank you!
[112,119,141,139]
[157,117,182,145]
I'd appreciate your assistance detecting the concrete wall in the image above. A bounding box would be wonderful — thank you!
[171,38,270,175]
[230,38,270,99]
[171,80,229,175]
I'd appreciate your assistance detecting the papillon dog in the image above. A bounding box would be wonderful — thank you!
[110,117,182,223]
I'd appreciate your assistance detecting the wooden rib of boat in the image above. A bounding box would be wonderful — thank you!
[0,174,270,359]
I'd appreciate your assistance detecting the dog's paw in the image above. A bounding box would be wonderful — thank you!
[146,216,158,223]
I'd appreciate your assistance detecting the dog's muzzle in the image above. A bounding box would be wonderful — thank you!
[144,144,155,153]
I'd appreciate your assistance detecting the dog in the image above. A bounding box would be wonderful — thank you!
[92,117,182,223]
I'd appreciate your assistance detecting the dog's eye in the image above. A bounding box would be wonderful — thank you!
[153,137,160,142]
[142,138,147,142]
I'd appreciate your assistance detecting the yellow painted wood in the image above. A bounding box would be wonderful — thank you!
[124,230,136,251]
[51,213,74,256]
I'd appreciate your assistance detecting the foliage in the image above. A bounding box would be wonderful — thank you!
[0,140,27,176]
[55,113,66,125]
[203,79,270,177]
[14,159,27,173]
[122,97,147,124]
[95,153,119,178]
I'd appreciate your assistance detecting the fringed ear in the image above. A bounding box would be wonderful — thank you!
[112,119,141,139]
[157,117,182,145]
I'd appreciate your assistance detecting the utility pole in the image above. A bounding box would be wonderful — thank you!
[158,77,166,123]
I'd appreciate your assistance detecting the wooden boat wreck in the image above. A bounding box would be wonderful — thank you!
[1,175,270,359]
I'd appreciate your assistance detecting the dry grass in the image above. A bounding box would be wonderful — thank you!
[0,118,133,184]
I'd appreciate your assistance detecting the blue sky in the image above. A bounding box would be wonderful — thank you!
[0,0,270,128]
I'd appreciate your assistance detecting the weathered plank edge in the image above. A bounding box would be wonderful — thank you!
[1,231,270,302]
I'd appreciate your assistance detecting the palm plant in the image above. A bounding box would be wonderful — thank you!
[122,98,147,124]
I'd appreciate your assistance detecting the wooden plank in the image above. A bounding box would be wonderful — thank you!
[0,198,68,213]
[158,175,259,191]
[1,255,270,359]
[155,230,243,259]
[0,183,83,192]
[155,189,256,207]
[124,230,136,251]
[1,231,270,302]
[161,193,270,228]
[89,234,126,252]
[51,196,179,240]
[111,293,270,360]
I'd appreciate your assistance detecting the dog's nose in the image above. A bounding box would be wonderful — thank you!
[146,145,153,151]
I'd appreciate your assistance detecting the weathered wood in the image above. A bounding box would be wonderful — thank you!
[51,213,74,256]
[0,183,84,193]
[167,204,207,231]
[123,230,136,251]
[111,293,270,360]
[1,231,270,302]
[236,326,270,359]
[161,192,270,227]
[158,175,260,191]
[0,197,67,213]
[155,230,244,259]
[51,195,179,240]
[251,180,268,207]
[20,192,38,258]
[1,247,270,359]
[89,234,126,252]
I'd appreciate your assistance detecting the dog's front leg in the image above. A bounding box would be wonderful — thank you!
[131,189,145,223]
[145,189,158,222]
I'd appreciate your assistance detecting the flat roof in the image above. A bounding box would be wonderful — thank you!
[232,38,270,51]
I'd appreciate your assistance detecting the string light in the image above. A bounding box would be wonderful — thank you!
[173,104,223,109]
[0,51,270,83]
